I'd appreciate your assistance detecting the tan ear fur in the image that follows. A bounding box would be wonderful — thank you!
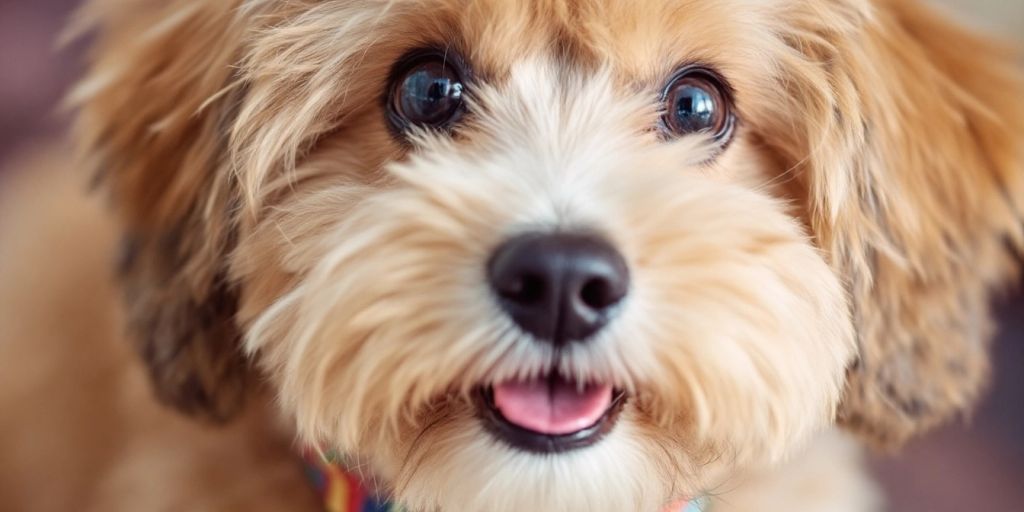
[69,0,250,421]
[779,0,1024,447]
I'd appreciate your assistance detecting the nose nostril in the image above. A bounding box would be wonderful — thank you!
[580,278,614,310]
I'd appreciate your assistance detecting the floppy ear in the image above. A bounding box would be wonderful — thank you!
[69,0,250,421]
[776,0,1024,447]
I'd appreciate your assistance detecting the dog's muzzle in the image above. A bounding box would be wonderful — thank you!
[479,232,630,453]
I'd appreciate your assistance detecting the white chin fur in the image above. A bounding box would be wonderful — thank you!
[391,409,672,512]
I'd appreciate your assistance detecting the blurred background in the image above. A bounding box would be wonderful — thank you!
[0,1,1021,510]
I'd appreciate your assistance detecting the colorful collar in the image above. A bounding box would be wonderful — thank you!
[302,450,404,512]
[302,450,708,512]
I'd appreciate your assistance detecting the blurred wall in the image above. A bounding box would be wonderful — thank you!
[0,1,80,158]
[932,0,1024,37]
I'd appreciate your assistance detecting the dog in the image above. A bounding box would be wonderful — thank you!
[1,0,1022,510]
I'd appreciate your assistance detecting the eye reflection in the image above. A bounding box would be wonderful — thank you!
[660,67,734,144]
[387,52,467,134]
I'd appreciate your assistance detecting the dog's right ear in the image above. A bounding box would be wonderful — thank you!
[775,0,1024,447]
[69,1,250,422]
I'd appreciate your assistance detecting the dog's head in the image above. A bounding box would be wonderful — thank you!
[72,0,1024,509]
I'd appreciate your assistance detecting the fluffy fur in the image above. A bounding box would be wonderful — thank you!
[1,0,1022,510]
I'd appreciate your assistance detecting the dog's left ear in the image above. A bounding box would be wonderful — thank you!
[773,0,1024,447]
[69,1,250,422]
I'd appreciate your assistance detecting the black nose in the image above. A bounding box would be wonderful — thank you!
[487,233,630,345]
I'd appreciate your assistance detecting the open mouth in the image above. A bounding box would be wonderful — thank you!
[475,373,626,453]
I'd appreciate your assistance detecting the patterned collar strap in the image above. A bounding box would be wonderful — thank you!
[302,450,405,512]
[302,449,708,512]
[683,497,710,512]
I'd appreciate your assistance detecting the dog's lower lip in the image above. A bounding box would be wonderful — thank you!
[474,379,626,454]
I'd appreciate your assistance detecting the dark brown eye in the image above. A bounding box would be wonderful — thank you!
[387,53,466,133]
[661,67,734,142]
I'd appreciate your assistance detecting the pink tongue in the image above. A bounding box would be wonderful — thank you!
[492,377,613,435]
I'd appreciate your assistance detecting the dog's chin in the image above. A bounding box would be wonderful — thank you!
[391,389,678,512]
[473,373,627,454]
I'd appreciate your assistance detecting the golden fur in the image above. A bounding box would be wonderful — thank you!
[0,148,320,511]
[1,0,1022,510]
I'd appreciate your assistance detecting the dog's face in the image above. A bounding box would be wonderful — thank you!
[73,0,1024,510]
[236,4,856,507]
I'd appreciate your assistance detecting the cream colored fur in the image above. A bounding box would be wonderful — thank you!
[2,0,1023,510]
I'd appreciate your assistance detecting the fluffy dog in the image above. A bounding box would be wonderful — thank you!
[1,0,1022,511]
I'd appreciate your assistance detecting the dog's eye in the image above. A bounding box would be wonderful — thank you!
[388,54,465,132]
[661,67,734,142]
